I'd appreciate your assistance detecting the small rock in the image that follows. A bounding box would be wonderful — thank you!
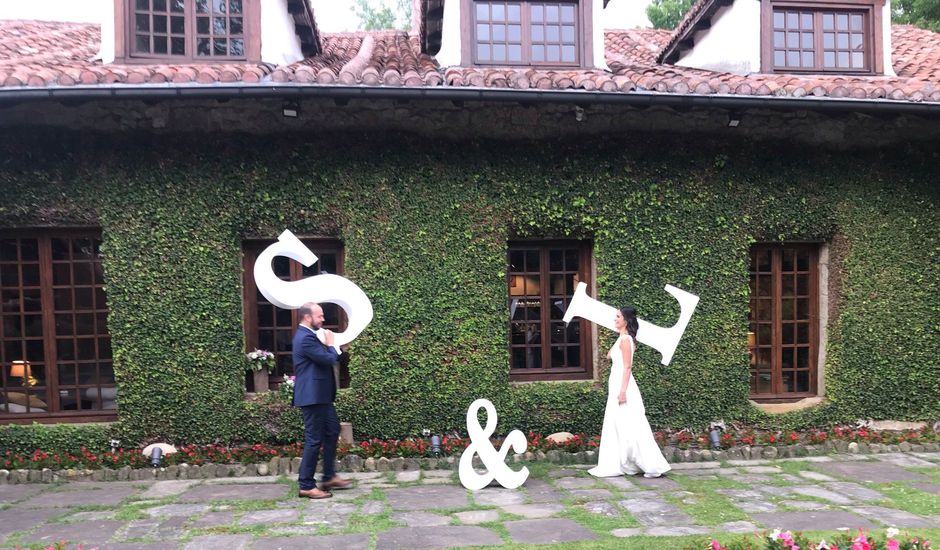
[256,463,269,476]
[547,432,575,444]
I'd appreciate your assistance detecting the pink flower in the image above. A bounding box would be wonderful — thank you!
[711,539,722,550]
[887,540,899,550]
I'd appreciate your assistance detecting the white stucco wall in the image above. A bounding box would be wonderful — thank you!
[261,0,305,66]
[882,1,896,75]
[676,0,761,74]
[98,1,115,63]
[435,0,609,69]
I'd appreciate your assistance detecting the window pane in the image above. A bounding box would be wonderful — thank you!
[850,14,862,30]
[787,51,800,67]
[230,38,244,56]
[136,14,150,32]
[531,4,543,21]
[851,52,864,67]
[508,44,522,62]
[171,37,185,55]
[532,45,545,61]
[774,11,785,28]
[787,12,798,27]
[508,24,521,41]
[171,0,184,11]
[532,25,543,41]
[801,13,812,29]
[562,45,575,62]
[802,32,813,49]
[823,13,834,29]
[562,26,575,42]
[851,33,863,50]
[493,24,505,41]
[136,0,149,9]
[154,0,166,11]
[837,13,848,30]
[783,322,794,345]
[493,44,506,61]
[214,38,228,55]
[508,4,521,22]
[198,38,211,56]
[837,32,848,49]
[214,17,227,34]
[171,16,185,34]
[476,3,488,19]
[154,15,167,33]
[787,32,798,48]
[477,24,490,40]
[546,26,559,42]
[547,45,560,61]
[197,0,210,13]
[546,5,558,22]
[802,51,814,67]
[198,16,210,34]
[823,33,835,49]
[492,3,505,20]
[838,51,849,67]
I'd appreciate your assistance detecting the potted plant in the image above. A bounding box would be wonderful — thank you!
[246,349,276,392]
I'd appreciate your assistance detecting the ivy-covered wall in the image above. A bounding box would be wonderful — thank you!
[1,133,937,444]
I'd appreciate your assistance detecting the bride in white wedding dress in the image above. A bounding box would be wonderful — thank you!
[589,306,671,478]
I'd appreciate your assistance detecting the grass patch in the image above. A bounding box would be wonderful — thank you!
[872,483,940,516]
[560,503,642,532]
[206,498,281,512]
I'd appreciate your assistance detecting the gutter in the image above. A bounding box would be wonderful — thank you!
[1,84,939,116]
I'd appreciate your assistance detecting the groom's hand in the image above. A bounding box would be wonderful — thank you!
[323,329,335,346]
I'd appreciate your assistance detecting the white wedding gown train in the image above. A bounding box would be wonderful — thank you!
[589,334,671,478]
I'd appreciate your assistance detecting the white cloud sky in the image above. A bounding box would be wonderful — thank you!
[0,0,650,30]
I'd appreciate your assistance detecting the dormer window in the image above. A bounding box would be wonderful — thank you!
[761,0,885,74]
[115,0,260,62]
[464,0,593,67]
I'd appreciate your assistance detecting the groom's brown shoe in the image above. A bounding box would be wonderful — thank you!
[321,477,353,490]
[298,487,333,499]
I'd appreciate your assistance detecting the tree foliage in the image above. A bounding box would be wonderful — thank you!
[646,0,695,30]
[893,0,940,32]
[351,0,412,31]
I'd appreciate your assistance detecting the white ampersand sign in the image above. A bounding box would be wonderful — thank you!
[458,399,530,491]
[253,230,373,353]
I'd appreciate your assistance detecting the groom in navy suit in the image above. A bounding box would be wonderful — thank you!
[293,302,352,499]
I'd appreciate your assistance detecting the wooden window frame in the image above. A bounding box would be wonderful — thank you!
[748,243,820,401]
[241,239,349,391]
[760,0,884,74]
[461,0,594,68]
[114,0,261,64]
[508,240,593,382]
[0,229,116,425]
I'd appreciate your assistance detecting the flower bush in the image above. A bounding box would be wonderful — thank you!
[245,349,276,372]
[695,529,931,550]
[3,425,937,471]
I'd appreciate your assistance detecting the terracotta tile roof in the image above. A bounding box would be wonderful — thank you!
[1,18,939,104]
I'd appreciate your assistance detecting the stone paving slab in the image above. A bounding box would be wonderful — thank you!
[815,461,929,482]
[23,519,127,546]
[391,511,452,527]
[630,475,681,490]
[240,509,300,526]
[781,500,829,510]
[799,471,836,481]
[205,476,281,484]
[741,466,782,474]
[422,470,454,478]
[144,503,211,517]
[455,510,500,524]
[788,486,854,504]
[671,461,721,470]
[522,479,563,503]
[734,500,779,513]
[361,500,386,515]
[0,507,64,539]
[599,476,641,490]
[140,480,200,499]
[385,485,469,511]
[853,506,936,528]
[96,543,171,550]
[619,496,694,525]
[823,481,886,501]
[178,484,288,502]
[567,488,613,499]
[720,520,761,533]
[182,534,251,550]
[646,525,712,536]
[875,454,937,468]
[752,511,877,530]
[716,489,765,499]
[500,503,565,518]
[190,510,236,528]
[504,518,598,544]
[612,527,645,537]
[0,484,46,503]
[250,534,370,550]
[396,471,420,483]
[579,501,620,516]
[912,482,940,494]
[376,526,502,549]
[554,476,595,489]
[19,485,139,508]
[547,469,581,477]
[473,488,525,506]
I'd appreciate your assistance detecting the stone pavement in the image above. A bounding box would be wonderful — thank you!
[0,452,938,549]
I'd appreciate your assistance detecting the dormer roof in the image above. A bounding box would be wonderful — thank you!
[657,0,732,64]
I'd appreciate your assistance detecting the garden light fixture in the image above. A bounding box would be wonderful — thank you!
[430,435,442,457]
[150,447,163,468]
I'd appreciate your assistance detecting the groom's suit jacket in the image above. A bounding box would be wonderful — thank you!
[291,325,340,407]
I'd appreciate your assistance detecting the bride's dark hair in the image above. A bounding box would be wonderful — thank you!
[620,306,639,339]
